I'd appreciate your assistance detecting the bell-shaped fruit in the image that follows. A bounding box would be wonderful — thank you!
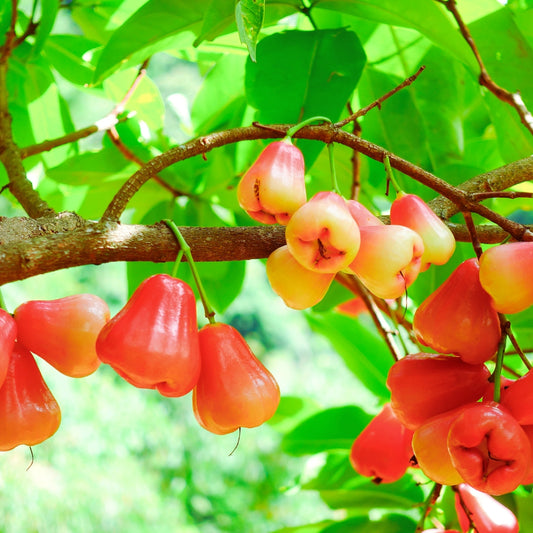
[454,483,519,533]
[479,241,533,314]
[285,191,360,273]
[499,369,533,424]
[390,192,455,271]
[0,343,61,451]
[14,294,110,378]
[346,199,383,227]
[0,309,16,388]
[237,140,306,225]
[96,274,201,397]
[448,402,531,495]
[413,258,501,365]
[412,407,465,486]
[266,245,335,310]
[349,403,414,484]
[387,353,491,430]
[193,322,280,435]
[347,225,424,299]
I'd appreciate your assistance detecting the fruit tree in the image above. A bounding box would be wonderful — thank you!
[1,0,533,531]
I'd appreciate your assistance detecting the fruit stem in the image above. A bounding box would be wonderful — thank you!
[171,249,185,278]
[414,482,442,532]
[327,142,341,194]
[383,155,403,195]
[163,219,217,324]
[492,324,508,403]
[285,116,332,139]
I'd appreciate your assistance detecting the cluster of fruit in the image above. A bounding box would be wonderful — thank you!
[0,273,280,450]
[238,138,456,309]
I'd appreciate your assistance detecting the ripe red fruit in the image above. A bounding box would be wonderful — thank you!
[349,403,414,484]
[14,294,110,378]
[96,274,201,397]
[499,369,533,424]
[347,224,424,299]
[0,309,16,388]
[237,140,306,224]
[386,353,491,430]
[285,191,360,273]
[266,245,335,309]
[193,322,280,435]
[454,483,519,533]
[479,241,533,314]
[448,402,531,495]
[413,258,501,364]
[346,199,383,227]
[390,192,455,271]
[0,343,61,451]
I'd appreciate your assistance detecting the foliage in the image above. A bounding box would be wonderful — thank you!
[1,0,533,531]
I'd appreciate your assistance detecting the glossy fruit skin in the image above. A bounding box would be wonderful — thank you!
[346,199,383,227]
[0,343,61,451]
[266,245,335,310]
[448,402,531,495]
[96,274,201,397]
[15,294,110,378]
[390,192,455,271]
[0,309,16,388]
[347,224,424,299]
[413,258,501,365]
[386,353,491,430]
[285,191,360,273]
[454,483,519,533]
[237,140,306,225]
[193,323,280,434]
[412,407,465,486]
[499,369,533,424]
[479,241,533,314]
[349,403,414,484]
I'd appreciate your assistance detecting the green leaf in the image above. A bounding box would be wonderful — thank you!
[32,0,59,55]
[302,452,359,491]
[268,395,322,433]
[281,406,373,456]
[320,514,417,533]
[313,0,476,71]
[0,2,12,48]
[236,0,265,62]
[194,0,235,47]
[246,28,366,165]
[93,0,207,83]
[305,311,392,400]
[272,521,335,533]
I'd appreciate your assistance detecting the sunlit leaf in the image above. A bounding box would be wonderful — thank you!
[236,0,265,62]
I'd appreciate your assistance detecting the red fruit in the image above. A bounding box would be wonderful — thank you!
[386,353,491,430]
[499,369,533,424]
[390,192,455,271]
[454,483,519,532]
[335,297,368,317]
[479,241,533,314]
[193,323,280,435]
[349,403,414,484]
[285,191,360,273]
[346,199,383,227]
[96,274,201,397]
[237,140,306,225]
[0,309,16,388]
[412,407,465,486]
[347,224,424,299]
[448,402,531,495]
[15,294,110,378]
[413,258,501,364]
[266,245,335,309]
[0,343,61,451]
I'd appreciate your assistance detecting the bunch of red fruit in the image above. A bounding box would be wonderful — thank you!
[0,274,280,451]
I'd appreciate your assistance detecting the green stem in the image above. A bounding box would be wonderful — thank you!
[171,249,185,278]
[415,483,442,532]
[492,324,508,403]
[384,155,403,195]
[327,142,340,194]
[285,116,332,139]
[163,219,216,324]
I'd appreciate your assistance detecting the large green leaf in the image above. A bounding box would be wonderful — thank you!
[93,0,207,83]
[246,28,366,165]
[194,0,235,47]
[281,406,373,456]
[320,514,416,533]
[32,0,59,55]
[236,0,265,61]
[305,311,392,399]
[312,0,476,71]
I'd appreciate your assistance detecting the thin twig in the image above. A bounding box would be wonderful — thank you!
[462,211,483,259]
[504,322,532,371]
[471,191,533,201]
[346,102,362,200]
[335,66,426,128]
[415,483,442,533]
[439,0,533,135]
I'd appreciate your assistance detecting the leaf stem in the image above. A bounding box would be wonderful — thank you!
[163,219,216,324]
[285,116,332,139]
